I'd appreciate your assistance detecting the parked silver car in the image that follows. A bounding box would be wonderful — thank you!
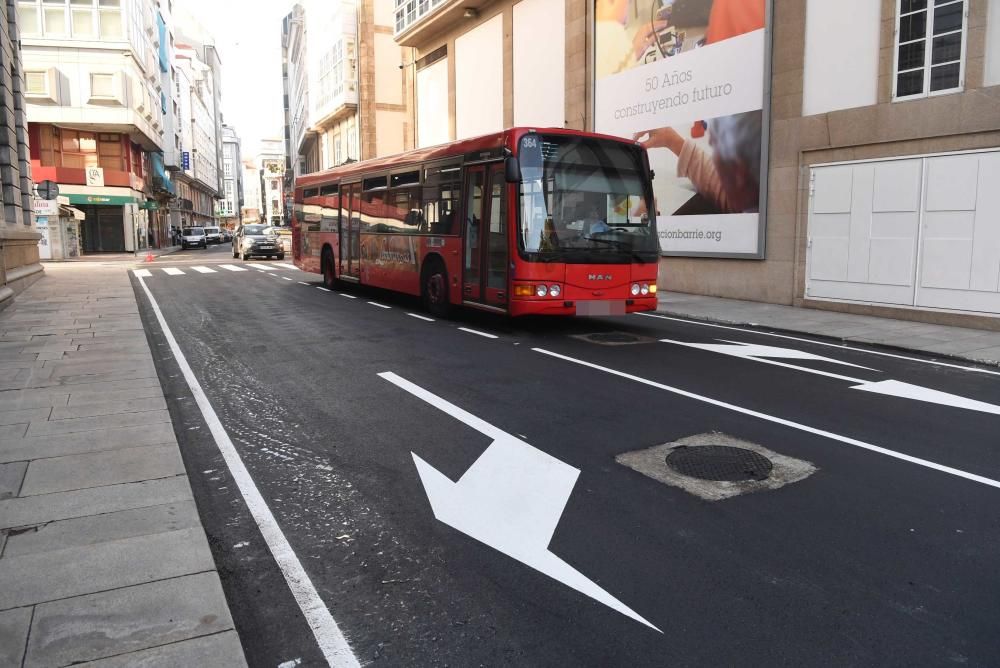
[181,227,207,249]
[233,223,283,260]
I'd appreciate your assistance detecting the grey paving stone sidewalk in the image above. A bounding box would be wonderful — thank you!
[0,264,247,668]
[657,292,1000,366]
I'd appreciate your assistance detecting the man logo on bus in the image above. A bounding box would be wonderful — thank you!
[588,274,613,281]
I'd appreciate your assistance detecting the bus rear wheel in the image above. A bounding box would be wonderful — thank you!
[422,260,450,318]
[322,248,338,290]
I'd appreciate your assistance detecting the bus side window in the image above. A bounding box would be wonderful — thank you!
[423,164,461,235]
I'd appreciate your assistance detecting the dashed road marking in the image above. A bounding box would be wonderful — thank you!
[458,327,499,339]
[338,293,357,299]
[407,313,435,322]
[317,287,332,292]
[298,281,310,285]
[368,301,391,309]
[282,276,293,281]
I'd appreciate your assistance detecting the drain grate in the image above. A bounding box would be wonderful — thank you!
[666,445,773,482]
[572,331,654,345]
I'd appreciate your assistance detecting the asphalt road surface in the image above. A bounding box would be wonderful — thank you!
[132,242,1000,667]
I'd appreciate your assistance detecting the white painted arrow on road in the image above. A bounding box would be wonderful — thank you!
[378,371,660,632]
[661,339,1000,416]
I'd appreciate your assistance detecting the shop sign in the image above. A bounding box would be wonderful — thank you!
[66,194,136,206]
[33,199,60,216]
[85,166,105,187]
[593,0,769,258]
[182,151,191,170]
[139,200,159,210]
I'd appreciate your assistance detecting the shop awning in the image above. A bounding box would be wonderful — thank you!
[59,205,86,220]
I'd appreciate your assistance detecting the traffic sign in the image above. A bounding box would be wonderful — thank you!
[37,180,59,200]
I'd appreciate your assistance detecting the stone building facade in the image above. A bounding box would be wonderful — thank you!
[0,0,40,309]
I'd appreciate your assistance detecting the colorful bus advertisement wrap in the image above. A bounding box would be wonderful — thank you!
[594,0,768,257]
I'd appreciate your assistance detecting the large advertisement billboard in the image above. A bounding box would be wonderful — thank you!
[594,0,768,257]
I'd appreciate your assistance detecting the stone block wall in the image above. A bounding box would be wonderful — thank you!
[0,0,41,310]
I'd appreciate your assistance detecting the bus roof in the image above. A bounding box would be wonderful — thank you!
[295,126,639,193]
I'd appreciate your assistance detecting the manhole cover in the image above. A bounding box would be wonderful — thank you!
[666,445,773,482]
[588,332,641,343]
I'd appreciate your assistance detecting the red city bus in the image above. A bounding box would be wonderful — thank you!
[292,127,660,317]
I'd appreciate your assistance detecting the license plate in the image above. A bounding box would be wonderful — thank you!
[576,300,626,316]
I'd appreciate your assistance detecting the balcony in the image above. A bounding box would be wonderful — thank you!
[393,0,492,47]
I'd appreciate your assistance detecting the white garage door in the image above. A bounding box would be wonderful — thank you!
[806,150,1000,315]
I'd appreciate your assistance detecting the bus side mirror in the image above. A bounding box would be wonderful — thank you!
[504,156,521,183]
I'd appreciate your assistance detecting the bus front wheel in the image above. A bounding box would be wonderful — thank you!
[422,260,450,318]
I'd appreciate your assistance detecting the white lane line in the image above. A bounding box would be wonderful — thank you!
[338,293,357,299]
[638,312,1000,376]
[191,266,217,274]
[458,327,499,339]
[407,313,435,322]
[162,267,185,276]
[132,269,152,278]
[532,347,1000,491]
[136,275,361,667]
[317,287,332,292]
[298,281,310,285]
[281,276,293,281]
[219,264,247,272]
[275,263,298,270]
[367,301,391,309]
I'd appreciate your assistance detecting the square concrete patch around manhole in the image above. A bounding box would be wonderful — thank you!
[570,331,657,346]
[616,432,817,501]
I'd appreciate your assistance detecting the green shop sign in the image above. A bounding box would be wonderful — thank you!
[65,194,136,206]
[139,201,159,210]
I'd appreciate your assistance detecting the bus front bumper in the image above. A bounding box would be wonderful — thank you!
[508,296,658,317]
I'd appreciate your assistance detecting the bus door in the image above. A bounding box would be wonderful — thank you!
[341,182,361,280]
[462,163,508,308]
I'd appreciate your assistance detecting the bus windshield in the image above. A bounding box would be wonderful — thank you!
[517,134,658,263]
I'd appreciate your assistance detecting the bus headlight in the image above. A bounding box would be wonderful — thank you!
[640,283,650,295]
[549,284,561,298]
[631,283,641,296]
[536,285,549,297]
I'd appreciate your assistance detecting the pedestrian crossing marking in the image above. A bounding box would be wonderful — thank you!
[191,266,217,273]
[162,267,185,276]
[220,264,247,272]
[133,269,152,277]
[255,265,277,271]
[274,263,298,270]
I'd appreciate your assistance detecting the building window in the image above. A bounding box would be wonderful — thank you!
[43,2,67,36]
[90,72,115,98]
[53,128,124,170]
[99,0,122,39]
[394,0,447,35]
[17,1,40,35]
[25,71,49,96]
[894,0,966,100]
[317,40,344,110]
[333,133,342,166]
[223,159,233,177]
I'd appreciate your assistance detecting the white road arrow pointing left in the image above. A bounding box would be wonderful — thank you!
[378,371,660,632]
